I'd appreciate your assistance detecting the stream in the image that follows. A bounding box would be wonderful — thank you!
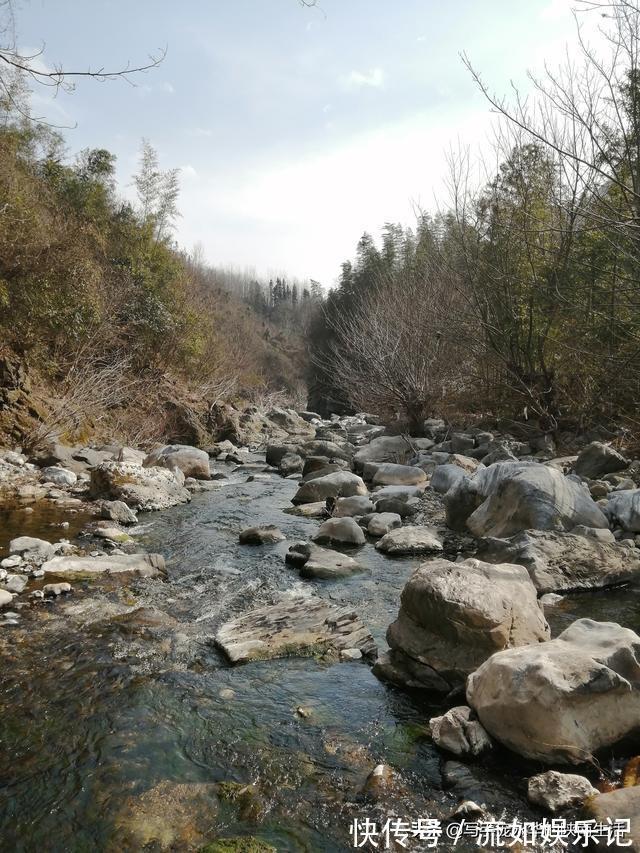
[1,461,639,852]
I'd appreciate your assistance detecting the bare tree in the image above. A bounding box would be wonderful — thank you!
[317,260,470,432]
[0,0,165,124]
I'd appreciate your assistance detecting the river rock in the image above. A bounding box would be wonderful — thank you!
[300,463,349,483]
[373,496,419,517]
[239,525,286,545]
[353,435,415,469]
[43,582,72,597]
[2,574,27,593]
[283,501,328,519]
[292,471,367,505]
[144,444,211,480]
[332,495,374,517]
[446,461,609,537]
[301,440,352,462]
[9,536,55,563]
[312,517,366,547]
[267,406,315,436]
[467,618,640,764]
[40,466,77,487]
[585,788,640,851]
[374,558,549,692]
[372,463,427,487]
[451,433,475,454]
[375,526,443,555]
[265,444,298,468]
[285,542,363,579]
[478,529,640,593]
[367,513,402,537]
[430,463,468,494]
[0,590,12,606]
[302,456,350,477]
[606,489,640,532]
[99,499,138,526]
[429,706,493,757]
[527,770,598,813]
[574,441,628,479]
[278,452,304,476]
[42,553,166,577]
[90,461,191,511]
[214,591,376,663]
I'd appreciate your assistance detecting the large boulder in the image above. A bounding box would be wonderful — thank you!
[606,489,640,532]
[265,444,298,468]
[312,517,366,547]
[267,407,315,436]
[375,526,443,556]
[574,441,628,479]
[301,440,352,463]
[373,557,549,692]
[371,463,427,487]
[144,444,211,480]
[445,461,608,537]
[239,525,286,545]
[90,461,191,511]
[585,788,640,851]
[292,471,367,505]
[467,618,640,764]
[478,529,640,594]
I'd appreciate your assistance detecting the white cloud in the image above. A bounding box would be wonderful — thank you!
[177,106,494,285]
[343,68,385,90]
[162,81,175,94]
[180,164,198,179]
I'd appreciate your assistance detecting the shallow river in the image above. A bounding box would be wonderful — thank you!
[1,465,638,852]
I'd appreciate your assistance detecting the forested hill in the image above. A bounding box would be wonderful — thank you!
[0,118,322,448]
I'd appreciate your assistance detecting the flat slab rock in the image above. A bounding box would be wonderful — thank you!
[375,526,443,555]
[214,592,376,663]
[42,553,166,577]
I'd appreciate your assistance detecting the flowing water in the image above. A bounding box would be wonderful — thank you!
[1,466,639,852]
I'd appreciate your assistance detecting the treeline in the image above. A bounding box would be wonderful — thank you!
[309,1,640,439]
[0,110,320,445]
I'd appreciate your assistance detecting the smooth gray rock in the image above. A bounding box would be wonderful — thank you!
[239,525,286,545]
[467,618,640,764]
[285,542,363,579]
[144,444,211,480]
[373,496,420,517]
[332,495,375,517]
[574,441,628,480]
[99,499,138,526]
[372,463,427,487]
[375,526,443,555]
[292,471,367,505]
[446,461,608,537]
[479,529,640,593]
[430,464,467,494]
[367,513,402,538]
[312,517,366,547]
[374,557,548,692]
[606,489,640,532]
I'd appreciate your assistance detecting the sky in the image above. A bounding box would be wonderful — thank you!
[14,0,596,286]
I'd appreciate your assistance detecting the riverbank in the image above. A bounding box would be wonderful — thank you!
[1,414,640,851]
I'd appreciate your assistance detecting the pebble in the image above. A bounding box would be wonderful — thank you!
[30,568,45,578]
[1,555,23,569]
[3,611,20,620]
[218,688,235,700]
[31,590,45,599]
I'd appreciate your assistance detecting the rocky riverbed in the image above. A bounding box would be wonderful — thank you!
[1,411,640,851]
